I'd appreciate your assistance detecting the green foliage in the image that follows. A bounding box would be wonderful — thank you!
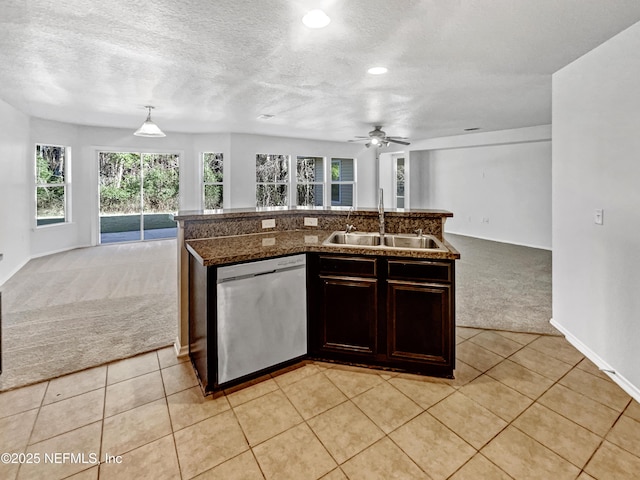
[35,145,66,221]
[331,161,340,181]
[36,145,65,185]
[99,152,179,214]
[203,153,223,183]
[204,185,223,209]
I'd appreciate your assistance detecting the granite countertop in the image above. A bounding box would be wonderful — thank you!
[186,229,460,267]
[174,207,454,222]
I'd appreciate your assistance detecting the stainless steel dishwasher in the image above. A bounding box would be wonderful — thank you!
[216,254,307,384]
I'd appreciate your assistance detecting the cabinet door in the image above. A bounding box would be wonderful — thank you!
[318,276,378,355]
[387,281,452,366]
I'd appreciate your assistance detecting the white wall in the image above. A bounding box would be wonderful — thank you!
[553,21,640,398]
[0,99,31,286]
[30,118,81,256]
[409,127,552,249]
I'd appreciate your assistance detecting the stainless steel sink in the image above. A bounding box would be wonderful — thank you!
[382,234,442,249]
[323,231,448,251]
[326,232,381,246]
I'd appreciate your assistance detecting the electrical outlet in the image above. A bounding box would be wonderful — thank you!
[262,237,276,246]
[261,219,276,229]
[594,209,604,225]
[304,217,318,227]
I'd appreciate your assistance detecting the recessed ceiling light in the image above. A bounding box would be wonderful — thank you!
[464,127,480,131]
[257,114,275,120]
[302,9,330,29]
[367,66,388,75]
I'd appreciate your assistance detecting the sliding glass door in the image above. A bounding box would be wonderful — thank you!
[98,152,179,244]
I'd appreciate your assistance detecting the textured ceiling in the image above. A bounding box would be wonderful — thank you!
[1,0,640,142]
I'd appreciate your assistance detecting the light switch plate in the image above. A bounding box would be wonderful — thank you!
[304,217,318,227]
[262,219,276,229]
[594,209,604,225]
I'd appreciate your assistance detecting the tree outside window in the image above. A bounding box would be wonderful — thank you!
[203,153,223,209]
[256,154,289,207]
[36,144,69,226]
[296,156,324,207]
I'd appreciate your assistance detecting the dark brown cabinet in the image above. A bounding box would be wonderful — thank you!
[312,256,379,358]
[309,254,455,378]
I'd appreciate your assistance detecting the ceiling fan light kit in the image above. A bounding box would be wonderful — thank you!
[350,126,410,147]
[133,106,166,137]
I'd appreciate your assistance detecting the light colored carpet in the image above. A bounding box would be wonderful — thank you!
[449,233,557,335]
[0,240,177,391]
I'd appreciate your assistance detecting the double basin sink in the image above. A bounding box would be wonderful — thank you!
[323,231,448,252]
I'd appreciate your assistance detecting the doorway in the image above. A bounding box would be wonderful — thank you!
[98,152,179,244]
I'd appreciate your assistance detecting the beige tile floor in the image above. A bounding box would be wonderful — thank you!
[1,327,639,480]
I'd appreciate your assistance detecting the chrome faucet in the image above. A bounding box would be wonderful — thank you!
[414,228,423,237]
[345,206,356,233]
[378,188,385,237]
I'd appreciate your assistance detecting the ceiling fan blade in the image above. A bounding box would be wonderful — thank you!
[387,138,411,145]
[348,138,369,142]
[387,136,408,140]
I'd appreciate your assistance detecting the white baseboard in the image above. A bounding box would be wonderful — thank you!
[445,231,552,251]
[174,338,189,358]
[550,318,640,403]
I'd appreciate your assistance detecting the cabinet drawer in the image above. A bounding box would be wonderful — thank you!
[387,259,451,283]
[319,256,377,278]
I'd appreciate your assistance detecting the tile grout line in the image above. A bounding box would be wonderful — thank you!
[477,357,627,473]
[444,452,516,480]
[224,385,275,480]
[159,350,186,480]
[14,381,51,480]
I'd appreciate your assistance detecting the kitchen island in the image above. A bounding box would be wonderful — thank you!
[174,208,460,393]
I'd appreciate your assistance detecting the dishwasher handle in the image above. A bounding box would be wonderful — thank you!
[254,269,276,277]
[217,264,304,283]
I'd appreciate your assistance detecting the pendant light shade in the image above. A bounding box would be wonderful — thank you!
[134,106,166,137]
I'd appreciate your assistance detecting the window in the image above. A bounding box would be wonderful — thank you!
[296,156,324,206]
[36,144,69,226]
[203,152,223,209]
[256,154,289,207]
[330,158,355,206]
[395,157,406,208]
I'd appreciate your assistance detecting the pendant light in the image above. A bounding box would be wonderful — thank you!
[134,106,166,137]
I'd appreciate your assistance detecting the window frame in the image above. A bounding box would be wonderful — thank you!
[330,157,357,207]
[35,143,71,227]
[255,153,291,208]
[202,152,224,210]
[393,154,408,209]
[295,155,325,207]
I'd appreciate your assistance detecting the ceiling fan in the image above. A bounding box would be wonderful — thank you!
[348,126,410,148]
